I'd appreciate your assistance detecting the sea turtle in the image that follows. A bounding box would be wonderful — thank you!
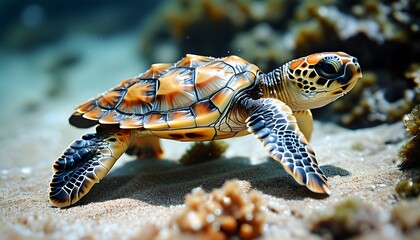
[49,52,362,207]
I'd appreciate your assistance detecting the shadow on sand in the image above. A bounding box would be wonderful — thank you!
[76,157,350,207]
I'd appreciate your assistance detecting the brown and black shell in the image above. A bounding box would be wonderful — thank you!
[70,54,260,140]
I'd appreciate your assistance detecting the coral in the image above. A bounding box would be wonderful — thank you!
[310,198,382,239]
[171,180,265,239]
[391,199,420,233]
[133,180,266,240]
[395,177,420,199]
[399,105,420,169]
[180,141,228,165]
[140,0,420,127]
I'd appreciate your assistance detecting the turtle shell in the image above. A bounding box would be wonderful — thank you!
[71,54,260,138]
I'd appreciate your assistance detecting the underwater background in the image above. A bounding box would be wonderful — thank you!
[1,1,420,239]
[1,0,418,128]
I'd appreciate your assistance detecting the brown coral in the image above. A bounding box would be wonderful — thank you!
[140,0,420,128]
[133,180,266,240]
[310,198,382,239]
[391,199,420,233]
[170,180,266,239]
[180,141,228,165]
[395,177,420,199]
[399,105,420,169]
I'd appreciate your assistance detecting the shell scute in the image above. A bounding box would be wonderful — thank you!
[98,90,124,109]
[120,115,144,129]
[71,54,260,134]
[117,80,157,114]
[76,100,96,113]
[115,78,138,89]
[210,87,235,111]
[143,113,168,129]
[167,109,196,129]
[176,54,215,68]
[83,108,106,120]
[155,67,196,111]
[227,71,256,92]
[98,111,120,124]
[195,61,235,99]
[139,63,173,79]
[192,99,221,127]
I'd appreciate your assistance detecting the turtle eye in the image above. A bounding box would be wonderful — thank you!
[319,62,337,74]
[315,57,342,78]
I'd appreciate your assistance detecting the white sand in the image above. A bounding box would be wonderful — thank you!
[0,31,408,239]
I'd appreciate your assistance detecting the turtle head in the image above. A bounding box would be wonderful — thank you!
[283,52,362,110]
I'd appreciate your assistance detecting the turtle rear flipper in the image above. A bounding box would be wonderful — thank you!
[49,125,134,207]
[245,98,331,194]
[126,136,164,159]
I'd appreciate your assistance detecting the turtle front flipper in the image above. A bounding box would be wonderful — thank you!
[49,125,134,207]
[245,98,331,194]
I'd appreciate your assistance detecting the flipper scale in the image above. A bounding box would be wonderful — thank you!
[245,98,331,194]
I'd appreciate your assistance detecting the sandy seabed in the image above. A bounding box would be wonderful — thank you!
[0,32,411,240]
[0,113,406,239]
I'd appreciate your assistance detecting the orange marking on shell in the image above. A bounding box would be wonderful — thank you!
[120,116,144,129]
[192,100,220,127]
[176,54,214,68]
[307,53,323,64]
[157,68,193,95]
[289,58,305,70]
[140,63,173,79]
[244,64,260,74]
[222,55,250,70]
[76,101,96,113]
[195,62,234,99]
[175,55,192,67]
[167,110,196,129]
[155,68,196,111]
[117,81,156,114]
[83,108,105,120]
[210,88,234,111]
[143,113,168,129]
[98,90,123,108]
[116,78,138,89]
[99,111,120,124]
[155,90,196,111]
[227,71,255,91]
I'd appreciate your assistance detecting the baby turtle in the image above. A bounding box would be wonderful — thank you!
[50,52,362,207]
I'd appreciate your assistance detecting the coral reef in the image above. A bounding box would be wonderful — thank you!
[140,0,420,128]
[395,177,420,199]
[132,180,266,240]
[310,197,420,239]
[396,105,420,199]
[399,105,420,169]
[180,141,228,165]
[391,199,420,234]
